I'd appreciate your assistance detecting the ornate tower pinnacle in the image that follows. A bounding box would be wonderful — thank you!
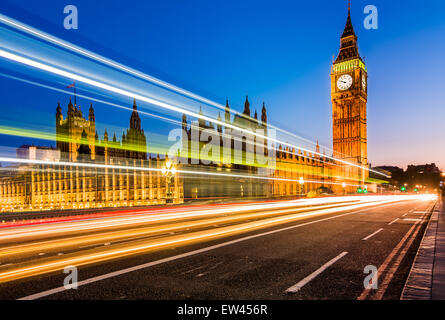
[243,96,250,116]
[224,98,231,123]
[261,102,267,124]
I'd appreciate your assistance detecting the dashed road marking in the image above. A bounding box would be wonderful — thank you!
[285,252,348,293]
[362,228,383,241]
[388,218,399,225]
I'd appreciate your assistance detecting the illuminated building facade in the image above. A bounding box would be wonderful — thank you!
[0,99,183,212]
[272,144,335,197]
[180,97,336,199]
[180,97,271,200]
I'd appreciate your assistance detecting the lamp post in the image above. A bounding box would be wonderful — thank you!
[342,182,346,196]
[162,160,176,204]
[299,177,305,197]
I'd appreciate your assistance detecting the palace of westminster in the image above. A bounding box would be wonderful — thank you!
[0,8,375,212]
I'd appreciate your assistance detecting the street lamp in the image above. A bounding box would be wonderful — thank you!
[342,182,346,195]
[299,177,305,196]
[162,160,176,204]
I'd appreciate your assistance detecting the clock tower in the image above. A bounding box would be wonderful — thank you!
[331,6,368,186]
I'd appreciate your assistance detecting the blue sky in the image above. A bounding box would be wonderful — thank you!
[1,0,445,169]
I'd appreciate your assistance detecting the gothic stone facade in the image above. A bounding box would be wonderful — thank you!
[0,99,183,212]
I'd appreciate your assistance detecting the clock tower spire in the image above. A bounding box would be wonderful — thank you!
[331,4,368,188]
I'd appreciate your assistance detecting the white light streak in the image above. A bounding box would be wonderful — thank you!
[0,156,358,187]
[0,48,388,178]
[0,13,335,157]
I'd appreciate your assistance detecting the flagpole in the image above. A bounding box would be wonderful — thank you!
[74,81,76,106]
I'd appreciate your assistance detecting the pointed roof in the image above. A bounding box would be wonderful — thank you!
[341,7,356,38]
[133,98,137,110]
[243,95,250,116]
[334,6,362,64]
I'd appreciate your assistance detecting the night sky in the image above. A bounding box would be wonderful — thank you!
[1,0,444,169]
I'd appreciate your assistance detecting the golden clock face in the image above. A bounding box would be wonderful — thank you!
[362,77,367,90]
[337,74,353,90]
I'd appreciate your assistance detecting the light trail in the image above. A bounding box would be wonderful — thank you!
[0,13,338,158]
[0,196,377,242]
[0,66,341,172]
[0,156,362,188]
[0,48,388,178]
[0,195,429,283]
[0,201,364,259]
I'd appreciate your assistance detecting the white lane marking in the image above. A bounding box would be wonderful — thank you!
[362,228,383,241]
[285,252,348,293]
[17,201,406,300]
[403,218,423,222]
[388,218,399,225]
[38,253,45,256]
[402,213,409,217]
[358,205,433,300]
[413,211,427,214]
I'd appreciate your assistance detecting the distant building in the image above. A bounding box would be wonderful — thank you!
[407,163,441,175]
[16,145,61,162]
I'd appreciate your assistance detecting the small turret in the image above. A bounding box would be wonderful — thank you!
[56,102,62,122]
[89,103,95,122]
[217,112,222,133]
[261,102,267,124]
[198,106,205,128]
[224,98,231,124]
[243,96,250,116]
[68,98,74,118]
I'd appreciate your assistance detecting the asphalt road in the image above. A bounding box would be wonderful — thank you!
[0,195,436,300]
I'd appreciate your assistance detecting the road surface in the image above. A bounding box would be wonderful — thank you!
[0,195,436,300]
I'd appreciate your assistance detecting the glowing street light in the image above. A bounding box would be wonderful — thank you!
[162,160,176,204]
[298,177,305,196]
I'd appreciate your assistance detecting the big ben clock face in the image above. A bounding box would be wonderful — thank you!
[337,74,353,91]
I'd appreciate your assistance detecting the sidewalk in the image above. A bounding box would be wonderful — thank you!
[402,198,445,299]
